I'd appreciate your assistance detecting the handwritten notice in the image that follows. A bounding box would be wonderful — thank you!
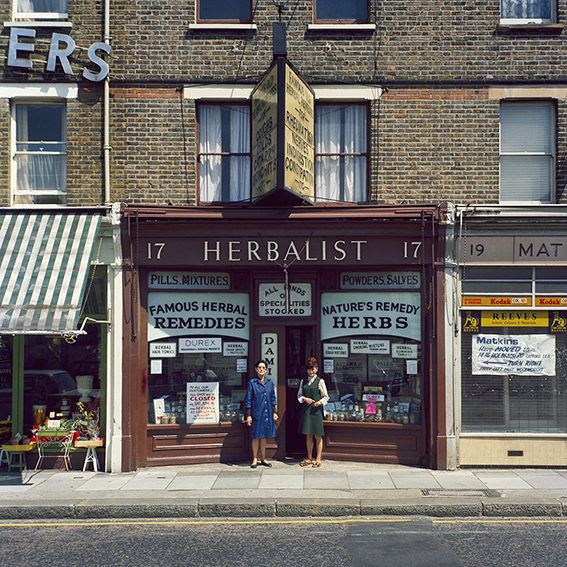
[186,382,219,424]
[472,334,555,376]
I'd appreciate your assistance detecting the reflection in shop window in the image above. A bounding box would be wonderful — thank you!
[321,336,422,424]
[148,338,249,424]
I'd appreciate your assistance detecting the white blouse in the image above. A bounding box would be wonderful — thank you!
[297,375,330,405]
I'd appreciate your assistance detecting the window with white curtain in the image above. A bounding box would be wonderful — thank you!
[499,101,555,204]
[315,104,368,203]
[15,0,68,19]
[13,103,67,205]
[198,104,251,203]
[500,0,554,23]
[197,102,368,204]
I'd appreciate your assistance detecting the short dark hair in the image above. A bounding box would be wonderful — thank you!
[255,359,268,368]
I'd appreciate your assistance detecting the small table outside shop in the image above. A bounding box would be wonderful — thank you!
[74,438,103,471]
[35,430,75,471]
[0,443,36,472]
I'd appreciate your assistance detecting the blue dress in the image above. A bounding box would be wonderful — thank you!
[245,376,277,439]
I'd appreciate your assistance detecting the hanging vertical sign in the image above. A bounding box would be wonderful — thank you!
[261,333,278,405]
[251,58,315,204]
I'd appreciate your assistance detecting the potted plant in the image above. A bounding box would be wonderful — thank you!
[71,402,100,440]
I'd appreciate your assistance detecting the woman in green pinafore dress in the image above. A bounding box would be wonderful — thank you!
[297,357,329,468]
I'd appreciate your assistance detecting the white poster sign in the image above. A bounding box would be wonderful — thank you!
[350,339,390,354]
[186,382,219,424]
[179,337,222,353]
[223,342,248,356]
[258,283,312,316]
[149,342,177,358]
[321,292,421,341]
[323,343,349,357]
[472,334,556,376]
[147,292,249,341]
[392,343,418,359]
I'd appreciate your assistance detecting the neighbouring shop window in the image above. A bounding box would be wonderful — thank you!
[198,104,251,203]
[13,102,67,205]
[461,311,567,433]
[15,0,68,19]
[197,0,252,22]
[500,0,554,23]
[314,0,368,22]
[0,337,13,432]
[147,291,250,424]
[315,104,368,203]
[321,291,422,424]
[500,101,555,204]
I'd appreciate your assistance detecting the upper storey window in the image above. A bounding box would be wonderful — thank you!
[500,0,554,24]
[13,102,67,205]
[314,0,368,23]
[197,0,252,23]
[15,0,68,19]
[499,101,555,204]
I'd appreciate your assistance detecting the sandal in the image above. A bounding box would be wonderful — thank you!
[300,460,312,467]
[312,462,321,468]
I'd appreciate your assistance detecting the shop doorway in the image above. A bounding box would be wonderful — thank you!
[284,326,315,458]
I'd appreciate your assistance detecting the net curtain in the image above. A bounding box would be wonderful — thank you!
[199,105,250,202]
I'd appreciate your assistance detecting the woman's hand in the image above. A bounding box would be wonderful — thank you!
[246,416,252,427]
[273,412,278,421]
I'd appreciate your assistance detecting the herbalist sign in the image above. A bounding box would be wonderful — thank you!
[472,334,555,376]
[148,292,249,341]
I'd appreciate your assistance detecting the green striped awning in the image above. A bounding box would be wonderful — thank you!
[0,211,103,334]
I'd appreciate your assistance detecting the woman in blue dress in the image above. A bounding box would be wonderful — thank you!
[245,360,278,468]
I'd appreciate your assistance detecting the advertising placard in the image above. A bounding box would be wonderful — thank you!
[321,292,421,341]
[186,382,219,424]
[147,292,249,341]
[258,283,312,316]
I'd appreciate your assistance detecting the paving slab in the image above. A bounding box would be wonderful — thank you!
[389,471,443,490]
[167,474,218,491]
[303,470,349,490]
[74,473,136,491]
[347,470,396,490]
[120,470,176,490]
[474,471,533,490]
[515,471,567,489]
[258,472,304,490]
[212,471,261,490]
[431,470,488,490]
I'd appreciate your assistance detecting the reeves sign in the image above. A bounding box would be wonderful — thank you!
[8,28,111,82]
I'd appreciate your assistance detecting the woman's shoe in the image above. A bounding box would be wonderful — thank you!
[312,462,321,468]
[299,460,312,467]
[261,461,272,467]
[250,462,258,469]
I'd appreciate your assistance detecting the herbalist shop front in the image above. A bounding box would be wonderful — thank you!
[120,203,449,471]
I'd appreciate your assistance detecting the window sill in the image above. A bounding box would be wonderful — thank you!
[188,23,257,31]
[496,23,563,34]
[308,23,376,32]
[4,20,73,28]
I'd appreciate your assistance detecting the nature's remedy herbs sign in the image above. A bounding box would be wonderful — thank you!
[472,334,555,376]
[321,292,421,341]
[147,292,249,341]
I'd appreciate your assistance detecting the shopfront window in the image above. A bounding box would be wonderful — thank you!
[321,289,422,424]
[147,286,250,425]
[461,311,567,433]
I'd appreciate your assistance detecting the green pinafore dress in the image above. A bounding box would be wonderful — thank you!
[298,376,324,437]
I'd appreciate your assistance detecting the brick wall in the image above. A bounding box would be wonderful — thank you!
[2,1,567,206]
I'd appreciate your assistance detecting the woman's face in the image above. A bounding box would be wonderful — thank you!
[306,366,318,377]
[256,363,267,377]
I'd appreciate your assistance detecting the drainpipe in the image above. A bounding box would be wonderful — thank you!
[103,0,111,205]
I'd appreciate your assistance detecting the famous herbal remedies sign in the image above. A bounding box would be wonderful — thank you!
[186,382,219,424]
[147,292,249,341]
[472,334,555,376]
[321,292,421,341]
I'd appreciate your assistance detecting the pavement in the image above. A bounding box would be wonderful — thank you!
[1,459,567,520]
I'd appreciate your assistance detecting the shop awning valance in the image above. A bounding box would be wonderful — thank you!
[0,211,103,335]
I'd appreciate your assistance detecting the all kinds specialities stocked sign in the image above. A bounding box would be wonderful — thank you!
[472,334,555,376]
